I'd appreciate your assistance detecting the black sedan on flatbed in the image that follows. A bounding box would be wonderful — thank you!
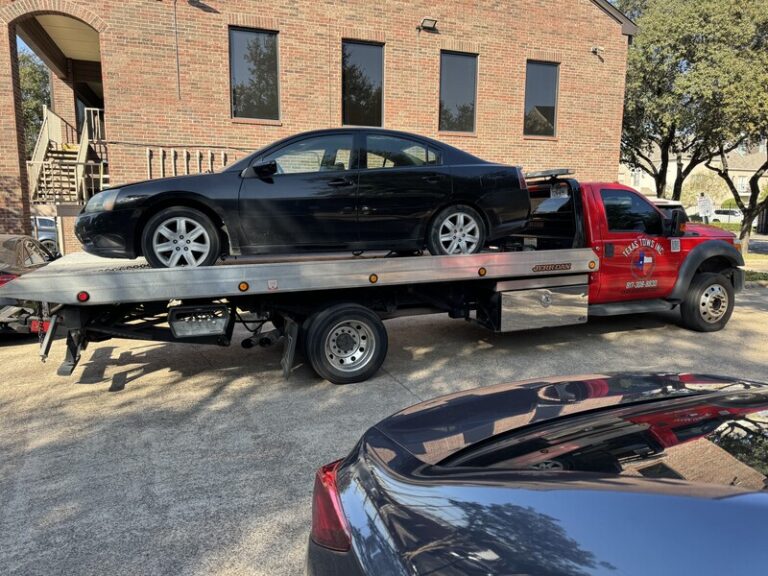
[75,128,530,267]
[308,373,768,575]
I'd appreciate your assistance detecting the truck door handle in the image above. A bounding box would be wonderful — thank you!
[605,243,614,258]
[328,178,354,188]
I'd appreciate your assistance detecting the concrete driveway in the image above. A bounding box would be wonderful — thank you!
[1,288,768,576]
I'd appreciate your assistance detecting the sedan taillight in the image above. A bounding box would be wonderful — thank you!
[0,273,17,287]
[311,459,351,551]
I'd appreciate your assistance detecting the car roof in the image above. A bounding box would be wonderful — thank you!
[225,127,488,172]
[375,373,768,465]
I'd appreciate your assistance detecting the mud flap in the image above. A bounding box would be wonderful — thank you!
[57,329,88,376]
[280,317,299,379]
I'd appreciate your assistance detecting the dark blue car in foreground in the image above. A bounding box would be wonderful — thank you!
[308,373,768,575]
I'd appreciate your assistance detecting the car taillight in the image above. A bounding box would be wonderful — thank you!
[311,459,351,552]
[30,320,50,333]
[517,167,528,192]
[0,273,17,287]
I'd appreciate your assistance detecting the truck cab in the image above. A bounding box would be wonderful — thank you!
[519,172,744,332]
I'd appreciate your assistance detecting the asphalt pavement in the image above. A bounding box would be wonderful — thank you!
[1,288,767,576]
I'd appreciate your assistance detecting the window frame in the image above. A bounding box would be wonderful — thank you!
[523,60,560,139]
[228,26,281,122]
[600,188,665,236]
[258,132,359,175]
[362,132,443,171]
[438,50,479,135]
[341,39,385,128]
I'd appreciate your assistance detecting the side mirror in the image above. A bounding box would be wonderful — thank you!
[668,210,685,237]
[241,160,278,179]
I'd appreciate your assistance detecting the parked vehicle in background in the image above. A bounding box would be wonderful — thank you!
[30,216,60,256]
[75,128,531,268]
[712,208,743,224]
[307,373,768,576]
[0,235,56,334]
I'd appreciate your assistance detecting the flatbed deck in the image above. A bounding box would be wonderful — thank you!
[0,249,599,306]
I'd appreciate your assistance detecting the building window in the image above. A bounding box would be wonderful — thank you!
[524,61,559,137]
[229,28,280,120]
[738,176,748,193]
[342,41,383,126]
[439,51,477,132]
[631,169,642,188]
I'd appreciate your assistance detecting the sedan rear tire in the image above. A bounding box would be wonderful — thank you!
[426,205,486,255]
[141,207,220,268]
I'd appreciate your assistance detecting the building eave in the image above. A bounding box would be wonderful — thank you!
[591,0,639,37]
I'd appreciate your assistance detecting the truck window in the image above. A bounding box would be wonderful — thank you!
[601,189,662,235]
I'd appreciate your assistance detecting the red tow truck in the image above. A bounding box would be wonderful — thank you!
[0,170,745,384]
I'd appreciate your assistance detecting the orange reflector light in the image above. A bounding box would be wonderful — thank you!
[369,274,378,284]
[238,281,250,292]
[76,291,90,302]
[588,261,597,270]
[478,267,487,277]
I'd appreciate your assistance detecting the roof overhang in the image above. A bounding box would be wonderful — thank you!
[591,0,639,37]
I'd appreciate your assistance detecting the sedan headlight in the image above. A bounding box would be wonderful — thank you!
[84,189,120,213]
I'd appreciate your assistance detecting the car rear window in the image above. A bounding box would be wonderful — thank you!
[443,388,768,490]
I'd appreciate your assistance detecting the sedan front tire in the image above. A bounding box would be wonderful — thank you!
[141,207,220,268]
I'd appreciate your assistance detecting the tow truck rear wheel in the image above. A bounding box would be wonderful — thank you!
[680,272,734,332]
[305,304,388,384]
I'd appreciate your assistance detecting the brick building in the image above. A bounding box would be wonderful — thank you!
[0,0,636,250]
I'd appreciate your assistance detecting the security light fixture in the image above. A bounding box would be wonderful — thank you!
[418,17,438,32]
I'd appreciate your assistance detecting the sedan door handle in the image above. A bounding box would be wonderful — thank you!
[421,176,441,184]
[328,178,354,188]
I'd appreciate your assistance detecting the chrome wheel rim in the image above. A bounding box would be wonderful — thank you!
[152,216,211,267]
[699,283,729,323]
[438,212,480,254]
[324,319,376,373]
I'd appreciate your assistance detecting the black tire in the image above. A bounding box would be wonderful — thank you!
[304,304,388,384]
[680,272,734,332]
[426,205,486,255]
[141,206,221,268]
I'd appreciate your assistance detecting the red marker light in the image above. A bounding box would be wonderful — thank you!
[76,291,90,302]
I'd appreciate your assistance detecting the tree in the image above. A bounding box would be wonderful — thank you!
[18,47,50,159]
[680,172,730,210]
[620,0,750,200]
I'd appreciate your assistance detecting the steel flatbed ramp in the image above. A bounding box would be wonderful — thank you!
[0,249,599,306]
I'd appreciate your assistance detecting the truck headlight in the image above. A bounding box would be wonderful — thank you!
[84,189,120,213]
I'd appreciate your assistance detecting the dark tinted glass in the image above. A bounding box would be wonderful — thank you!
[524,61,559,136]
[263,135,354,174]
[601,190,663,235]
[342,42,383,126]
[439,52,477,132]
[365,135,441,169]
[230,28,279,120]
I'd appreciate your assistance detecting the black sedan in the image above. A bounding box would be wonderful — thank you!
[308,373,768,575]
[75,128,530,267]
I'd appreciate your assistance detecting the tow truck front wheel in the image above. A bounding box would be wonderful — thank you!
[680,273,734,332]
[305,304,388,384]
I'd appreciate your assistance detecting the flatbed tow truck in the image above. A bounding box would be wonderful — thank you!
[0,171,745,384]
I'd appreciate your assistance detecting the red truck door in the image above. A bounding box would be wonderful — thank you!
[589,186,683,302]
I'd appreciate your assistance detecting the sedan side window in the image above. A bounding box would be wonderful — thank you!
[365,135,442,169]
[601,189,662,235]
[263,134,355,174]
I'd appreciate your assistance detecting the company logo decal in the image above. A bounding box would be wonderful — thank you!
[623,236,663,289]
[532,263,572,273]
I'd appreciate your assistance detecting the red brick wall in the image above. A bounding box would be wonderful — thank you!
[0,23,30,234]
[49,67,77,132]
[2,0,629,218]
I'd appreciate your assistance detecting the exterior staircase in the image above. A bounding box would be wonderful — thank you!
[27,106,109,205]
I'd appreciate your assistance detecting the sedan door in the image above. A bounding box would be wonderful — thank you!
[356,133,450,245]
[238,133,359,250]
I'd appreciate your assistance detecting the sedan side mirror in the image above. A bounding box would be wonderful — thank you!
[241,160,278,179]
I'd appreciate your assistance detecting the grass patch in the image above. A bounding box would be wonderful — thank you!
[746,270,768,281]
